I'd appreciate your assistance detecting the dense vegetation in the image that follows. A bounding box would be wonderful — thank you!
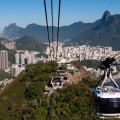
[36,53,48,58]
[81,60,100,70]
[0,69,13,81]
[0,43,16,64]
[0,61,114,120]
[15,35,47,52]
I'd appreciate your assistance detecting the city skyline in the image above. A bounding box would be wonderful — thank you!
[0,0,120,35]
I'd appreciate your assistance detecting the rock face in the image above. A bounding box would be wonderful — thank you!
[2,23,22,36]
[72,68,96,84]
[100,10,118,28]
[100,10,111,28]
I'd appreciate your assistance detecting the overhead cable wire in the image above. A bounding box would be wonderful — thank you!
[51,0,54,58]
[43,0,51,48]
[56,0,61,59]
[51,0,55,70]
[107,0,113,10]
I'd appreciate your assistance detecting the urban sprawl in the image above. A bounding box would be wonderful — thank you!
[0,40,119,89]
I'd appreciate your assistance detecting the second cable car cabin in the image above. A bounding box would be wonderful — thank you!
[93,56,120,116]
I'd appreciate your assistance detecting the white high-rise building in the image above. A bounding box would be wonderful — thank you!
[0,50,9,70]
[26,53,31,65]
[31,53,35,64]
[85,53,89,60]
[21,54,24,65]
[79,53,83,62]
[15,53,19,64]
[10,64,20,77]
[104,48,107,55]
[68,52,70,58]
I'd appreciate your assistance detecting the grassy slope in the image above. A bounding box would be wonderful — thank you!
[0,73,27,119]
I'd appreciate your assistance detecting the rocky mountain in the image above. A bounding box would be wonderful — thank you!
[15,35,47,52]
[100,10,111,28]
[2,10,120,50]
[70,10,120,50]
[2,23,23,37]
[3,21,98,43]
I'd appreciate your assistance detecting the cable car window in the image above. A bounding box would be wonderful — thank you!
[117,98,120,104]
[99,98,108,105]
[108,102,118,108]
[109,98,118,102]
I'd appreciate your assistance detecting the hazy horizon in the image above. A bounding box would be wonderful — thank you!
[0,0,120,34]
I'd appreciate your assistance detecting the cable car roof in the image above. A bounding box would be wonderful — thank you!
[93,86,120,98]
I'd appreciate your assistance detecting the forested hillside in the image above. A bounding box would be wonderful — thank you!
[0,61,105,120]
[15,35,47,52]
[81,60,100,70]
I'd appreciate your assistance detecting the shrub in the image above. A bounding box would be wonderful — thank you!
[26,82,31,87]
[76,70,78,72]
[25,81,43,100]
[1,96,8,102]
[69,70,74,75]
[8,103,17,110]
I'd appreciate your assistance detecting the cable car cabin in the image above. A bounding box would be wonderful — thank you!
[93,86,120,116]
[93,56,120,116]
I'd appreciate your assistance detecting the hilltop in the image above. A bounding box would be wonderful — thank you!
[15,35,47,52]
[0,61,101,120]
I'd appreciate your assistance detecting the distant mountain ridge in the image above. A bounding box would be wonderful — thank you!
[2,11,120,50]
[70,10,120,50]
[2,21,98,42]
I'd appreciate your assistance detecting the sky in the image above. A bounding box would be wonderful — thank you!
[0,0,120,35]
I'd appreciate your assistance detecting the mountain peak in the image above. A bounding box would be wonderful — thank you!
[2,23,22,36]
[100,10,111,28]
